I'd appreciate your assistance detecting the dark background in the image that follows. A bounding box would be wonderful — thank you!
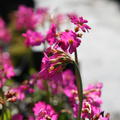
[0,0,34,22]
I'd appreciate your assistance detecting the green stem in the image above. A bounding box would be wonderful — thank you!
[44,80,51,103]
[75,50,79,65]
[74,50,83,120]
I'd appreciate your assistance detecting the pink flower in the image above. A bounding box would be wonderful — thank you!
[22,30,44,47]
[0,52,15,88]
[62,69,75,88]
[57,30,81,54]
[33,101,58,120]
[36,79,45,90]
[39,47,73,93]
[46,24,57,45]
[0,18,11,43]
[3,64,15,79]
[39,47,72,80]
[10,83,34,101]
[10,88,25,100]
[69,15,91,32]
[12,114,23,120]
[15,5,37,30]
[64,83,106,119]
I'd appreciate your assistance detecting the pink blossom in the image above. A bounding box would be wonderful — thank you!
[15,5,37,30]
[39,47,72,80]
[58,30,81,54]
[69,15,91,32]
[10,84,34,100]
[39,47,73,93]
[33,101,58,120]
[0,18,11,43]
[64,83,105,119]
[0,52,15,88]
[46,24,57,45]
[3,64,15,79]
[22,30,44,47]
[10,88,25,100]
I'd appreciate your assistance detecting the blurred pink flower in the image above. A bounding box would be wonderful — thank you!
[46,24,57,45]
[33,101,58,120]
[0,52,15,88]
[0,18,11,43]
[69,15,91,32]
[15,5,37,30]
[22,30,44,47]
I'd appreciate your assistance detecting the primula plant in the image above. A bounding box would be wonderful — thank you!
[0,5,110,120]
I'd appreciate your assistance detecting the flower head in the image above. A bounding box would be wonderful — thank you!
[15,5,37,30]
[33,101,58,120]
[39,47,72,80]
[69,15,91,32]
[64,82,105,119]
[57,30,81,54]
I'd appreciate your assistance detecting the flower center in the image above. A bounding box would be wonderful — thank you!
[69,39,73,44]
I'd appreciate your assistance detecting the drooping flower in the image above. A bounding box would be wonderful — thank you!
[64,82,107,119]
[22,30,44,47]
[33,101,58,120]
[39,47,72,80]
[68,15,91,32]
[39,47,73,93]
[57,30,81,54]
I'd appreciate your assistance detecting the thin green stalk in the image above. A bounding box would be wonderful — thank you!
[75,50,79,65]
[74,50,83,120]
[44,80,51,103]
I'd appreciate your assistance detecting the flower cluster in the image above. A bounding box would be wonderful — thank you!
[9,80,34,100]
[33,101,58,120]
[15,5,48,31]
[0,5,110,120]
[15,5,36,30]
[64,82,110,120]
